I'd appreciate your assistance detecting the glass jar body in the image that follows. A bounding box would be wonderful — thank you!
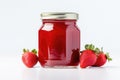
[38,19,80,68]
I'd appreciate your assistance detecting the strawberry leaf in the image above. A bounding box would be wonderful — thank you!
[85,44,89,50]
[89,44,95,50]
[106,53,112,62]
[23,48,29,53]
[94,47,100,54]
[85,44,95,50]
[31,49,37,55]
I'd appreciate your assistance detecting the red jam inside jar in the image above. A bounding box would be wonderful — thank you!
[38,12,80,68]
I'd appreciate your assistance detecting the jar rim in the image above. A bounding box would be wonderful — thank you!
[40,12,79,20]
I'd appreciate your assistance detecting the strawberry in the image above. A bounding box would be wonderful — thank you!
[22,49,38,68]
[80,44,97,68]
[80,44,112,68]
[93,48,112,67]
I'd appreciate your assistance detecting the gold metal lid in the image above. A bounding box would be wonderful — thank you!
[41,12,78,20]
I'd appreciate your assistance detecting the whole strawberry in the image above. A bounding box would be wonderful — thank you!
[80,44,97,68]
[93,48,112,67]
[22,49,38,68]
[80,44,112,68]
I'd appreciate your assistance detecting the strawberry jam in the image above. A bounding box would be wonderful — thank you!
[38,12,80,68]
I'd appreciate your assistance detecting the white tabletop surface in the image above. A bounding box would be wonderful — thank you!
[0,54,120,80]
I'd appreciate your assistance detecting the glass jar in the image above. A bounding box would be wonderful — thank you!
[38,12,80,68]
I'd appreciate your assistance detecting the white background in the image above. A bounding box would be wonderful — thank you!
[0,0,120,55]
[0,0,120,80]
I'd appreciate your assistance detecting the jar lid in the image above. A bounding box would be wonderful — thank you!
[41,12,78,20]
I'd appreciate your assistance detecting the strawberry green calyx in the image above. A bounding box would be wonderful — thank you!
[23,48,29,53]
[85,44,89,50]
[106,53,112,61]
[31,49,37,55]
[94,48,100,54]
[85,44,95,50]
[23,49,37,55]
[85,44,104,54]
[85,44,101,53]
[89,44,95,50]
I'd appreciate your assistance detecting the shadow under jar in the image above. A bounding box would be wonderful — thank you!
[38,12,80,68]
